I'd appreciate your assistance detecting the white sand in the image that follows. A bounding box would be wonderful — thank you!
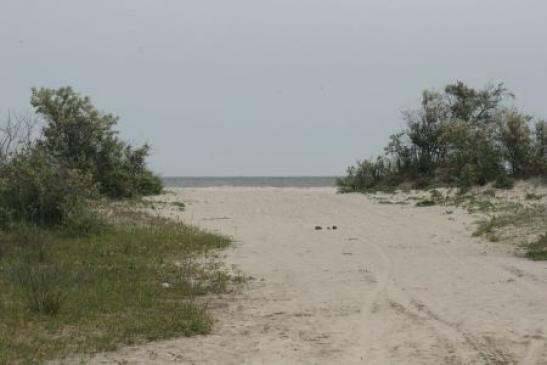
[76,187,547,364]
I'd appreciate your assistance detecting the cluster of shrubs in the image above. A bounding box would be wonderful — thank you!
[338,82,547,192]
[0,87,162,230]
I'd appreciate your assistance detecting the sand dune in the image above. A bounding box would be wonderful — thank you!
[81,187,547,364]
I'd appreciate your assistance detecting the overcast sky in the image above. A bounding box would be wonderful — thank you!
[1,1,546,176]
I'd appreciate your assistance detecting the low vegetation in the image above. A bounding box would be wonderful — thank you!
[526,233,547,260]
[0,88,240,363]
[472,202,546,239]
[339,81,546,260]
[1,87,162,233]
[0,210,239,364]
[338,82,546,192]
[368,181,547,260]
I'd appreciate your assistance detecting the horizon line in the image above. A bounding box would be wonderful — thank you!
[161,175,341,178]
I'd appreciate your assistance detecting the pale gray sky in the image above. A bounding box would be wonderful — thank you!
[1,0,546,176]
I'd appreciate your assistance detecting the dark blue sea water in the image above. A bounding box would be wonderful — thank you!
[163,176,339,188]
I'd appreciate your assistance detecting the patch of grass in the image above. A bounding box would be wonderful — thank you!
[415,200,435,207]
[526,233,547,260]
[7,262,69,315]
[465,199,497,214]
[486,234,501,242]
[444,192,512,214]
[429,189,444,202]
[472,205,547,238]
[472,216,513,237]
[525,193,544,200]
[0,212,235,364]
[171,201,186,211]
[377,199,394,205]
[130,199,186,212]
[415,189,449,207]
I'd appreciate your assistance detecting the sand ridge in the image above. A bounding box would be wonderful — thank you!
[74,187,547,364]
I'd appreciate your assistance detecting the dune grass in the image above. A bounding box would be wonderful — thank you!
[370,184,547,259]
[526,233,547,260]
[472,204,547,237]
[0,210,236,364]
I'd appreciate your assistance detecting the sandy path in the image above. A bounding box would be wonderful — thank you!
[81,187,547,364]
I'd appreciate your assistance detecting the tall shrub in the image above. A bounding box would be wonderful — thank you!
[30,87,162,198]
[533,121,547,178]
[338,81,544,192]
[498,111,534,177]
[0,147,96,228]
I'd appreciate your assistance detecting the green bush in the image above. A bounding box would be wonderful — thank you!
[0,87,163,229]
[94,144,163,198]
[62,206,106,237]
[339,81,545,192]
[494,174,514,189]
[336,157,394,192]
[533,121,547,178]
[499,111,534,177]
[0,147,98,229]
[134,168,163,195]
[31,87,162,199]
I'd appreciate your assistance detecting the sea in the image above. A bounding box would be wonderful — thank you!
[162,176,339,188]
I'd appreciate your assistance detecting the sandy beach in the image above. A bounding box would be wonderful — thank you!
[82,187,547,364]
